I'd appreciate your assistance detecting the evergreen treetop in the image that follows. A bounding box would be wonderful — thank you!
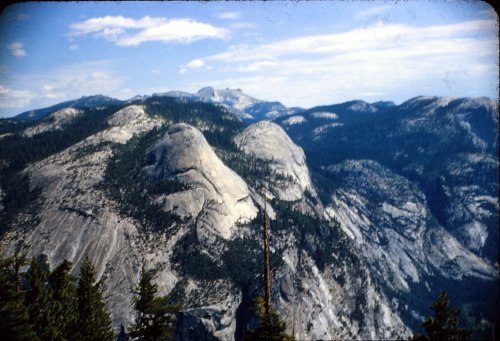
[129,265,180,341]
[76,255,115,341]
[245,296,294,341]
[410,291,471,341]
[0,251,38,340]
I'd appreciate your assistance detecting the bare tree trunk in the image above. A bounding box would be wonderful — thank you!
[263,196,271,315]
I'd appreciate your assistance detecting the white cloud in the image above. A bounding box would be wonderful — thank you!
[8,42,26,57]
[186,19,498,107]
[70,16,229,46]
[218,12,241,20]
[0,85,35,108]
[179,59,211,74]
[203,20,496,64]
[0,61,125,116]
[186,59,205,69]
[69,44,80,50]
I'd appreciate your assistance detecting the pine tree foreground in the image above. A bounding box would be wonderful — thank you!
[77,255,115,341]
[245,297,294,341]
[245,195,294,341]
[410,291,471,341]
[129,265,180,341]
[0,251,38,340]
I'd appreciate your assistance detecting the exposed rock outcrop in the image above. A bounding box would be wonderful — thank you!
[143,123,258,240]
[234,121,312,201]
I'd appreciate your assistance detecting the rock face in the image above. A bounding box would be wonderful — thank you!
[3,104,168,327]
[234,121,312,201]
[100,104,164,144]
[276,96,499,334]
[24,108,84,137]
[1,94,498,340]
[324,160,496,292]
[157,87,301,122]
[143,123,257,240]
[277,96,499,260]
[15,95,124,121]
[273,246,409,340]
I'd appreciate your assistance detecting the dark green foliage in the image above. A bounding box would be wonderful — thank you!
[171,230,225,281]
[0,105,122,235]
[103,128,184,233]
[172,228,280,287]
[49,260,78,340]
[410,291,471,340]
[0,172,42,235]
[223,237,263,287]
[143,96,246,143]
[220,151,274,192]
[76,256,114,341]
[164,280,187,307]
[129,266,180,341]
[270,199,355,271]
[24,257,60,340]
[0,105,121,174]
[245,297,294,341]
[0,251,38,340]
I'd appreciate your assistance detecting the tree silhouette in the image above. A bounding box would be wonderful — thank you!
[410,291,471,340]
[0,251,37,340]
[49,259,78,339]
[129,265,180,340]
[245,196,294,341]
[24,257,59,339]
[76,256,114,341]
[245,297,294,341]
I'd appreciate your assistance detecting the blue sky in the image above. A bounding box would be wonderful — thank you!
[0,1,497,117]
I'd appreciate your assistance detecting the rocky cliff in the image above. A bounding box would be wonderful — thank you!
[0,94,497,339]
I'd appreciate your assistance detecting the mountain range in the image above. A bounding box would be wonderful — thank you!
[0,88,498,340]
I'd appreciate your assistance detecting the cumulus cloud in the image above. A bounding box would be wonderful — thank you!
[70,16,228,46]
[0,85,35,108]
[179,59,211,74]
[0,61,125,116]
[202,20,496,64]
[8,42,26,57]
[185,19,498,106]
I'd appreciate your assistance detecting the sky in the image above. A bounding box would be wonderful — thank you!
[0,1,497,117]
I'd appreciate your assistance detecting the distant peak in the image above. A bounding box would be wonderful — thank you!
[196,86,215,96]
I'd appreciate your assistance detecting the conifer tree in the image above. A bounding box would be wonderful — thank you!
[129,265,180,341]
[49,259,78,339]
[245,196,294,341]
[245,297,294,341]
[24,257,59,340]
[76,256,114,341]
[0,251,38,340]
[410,291,471,340]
